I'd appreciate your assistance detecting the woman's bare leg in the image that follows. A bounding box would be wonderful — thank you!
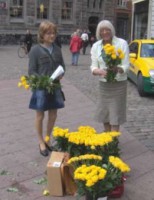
[35,111,45,150]
[104,122,111,132]
[46,109,57,144]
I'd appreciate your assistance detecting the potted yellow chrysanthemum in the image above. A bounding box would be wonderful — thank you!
[67,154,130,200]
[53,126,121,159]
[102,43,125,82]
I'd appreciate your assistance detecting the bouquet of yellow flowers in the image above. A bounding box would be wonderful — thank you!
[102,43,125,82]
[18,65,64,93]
[18,75,61,94]
[67,154,130,200]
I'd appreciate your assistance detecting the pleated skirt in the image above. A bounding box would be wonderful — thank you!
[95,80,127,125]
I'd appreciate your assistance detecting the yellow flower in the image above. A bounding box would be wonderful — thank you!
[53,127,69,138]
[119,52,124,59]
[109,131,121,137]
[44,135,50,143]
[111,53,117,59]
[18,82,22,88]
[117,48,122,54]
[20,76,26,82]
[86,179,94,187]
[21,80,27,87]
[24,84,30,90]
[98,169,107,179]
[91,145,95,150]
[43,189,50,196]
[109,156,131,173]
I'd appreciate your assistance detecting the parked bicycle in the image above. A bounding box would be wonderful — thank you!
[18,43,28,58]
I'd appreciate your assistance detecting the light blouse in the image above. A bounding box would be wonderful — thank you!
[90,36,130,82]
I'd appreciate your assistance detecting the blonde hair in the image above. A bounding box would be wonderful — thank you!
[96,20,115,40]
[37,20,57,43]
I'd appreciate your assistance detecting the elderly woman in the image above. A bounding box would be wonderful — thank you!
[28,21,65,157]
[90,20,129,132]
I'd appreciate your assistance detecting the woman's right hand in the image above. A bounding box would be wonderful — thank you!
[93,68,107,77]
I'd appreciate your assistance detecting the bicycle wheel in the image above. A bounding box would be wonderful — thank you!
[18,46,26,58]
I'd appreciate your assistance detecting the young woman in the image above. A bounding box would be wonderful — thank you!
[28,21,65,156]
[90,20,129,132]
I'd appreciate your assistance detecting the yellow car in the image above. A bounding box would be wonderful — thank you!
[128,39,154,96]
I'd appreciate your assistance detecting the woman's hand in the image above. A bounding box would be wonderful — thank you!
[108,66,124,74]
[93,68,107,77]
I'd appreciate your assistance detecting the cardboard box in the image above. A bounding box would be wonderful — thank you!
[47,151,65,196]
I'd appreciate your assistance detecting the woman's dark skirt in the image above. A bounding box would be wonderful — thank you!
[95,80,127,125]
[29,88,65,111]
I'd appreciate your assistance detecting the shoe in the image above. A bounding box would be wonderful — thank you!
[39,145,49,157]
[45,143,53,151]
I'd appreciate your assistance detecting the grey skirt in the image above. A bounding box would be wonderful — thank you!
[95,80,127,125]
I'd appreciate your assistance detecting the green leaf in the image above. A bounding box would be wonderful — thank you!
[0,170,11,175]
[7,187,19,192]
[29,161,38,167]
[33,177,47,185]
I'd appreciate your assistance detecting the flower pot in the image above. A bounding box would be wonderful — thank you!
[109,183,124,198]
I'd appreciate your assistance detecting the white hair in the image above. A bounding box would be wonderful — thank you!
[96,20,115,40]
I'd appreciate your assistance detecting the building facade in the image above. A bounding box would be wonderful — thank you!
[131,0,154,40]
[115,0,132,42]
[0,0,132,44]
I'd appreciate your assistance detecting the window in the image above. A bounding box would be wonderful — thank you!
[141,44,154,57]
[10,0,23,18]
[37,0,49,19]
[93,0,96,8]
[0,1,7,16]
[99,0,103,9]
[61,1,73,20]
[117,0,127,8]
[129,42,138,54]
[87,0,90,7]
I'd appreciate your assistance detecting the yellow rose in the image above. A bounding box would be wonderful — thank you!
[18,82,22,88]
[24,84,30,90]
[20,76,26,82]
[111,53,117,59]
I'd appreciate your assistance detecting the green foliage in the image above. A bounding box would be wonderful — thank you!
[25,75,61,93]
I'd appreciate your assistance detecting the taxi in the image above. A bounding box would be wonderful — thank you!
[128,39,154,96]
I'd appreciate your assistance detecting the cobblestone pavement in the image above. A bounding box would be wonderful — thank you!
[1,44,154,152]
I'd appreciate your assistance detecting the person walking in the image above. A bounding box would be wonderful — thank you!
[90,20,129,132]
[81,30,89,54]
[24,29,33,53]
[28,21,65,157]
[69,31,82,66]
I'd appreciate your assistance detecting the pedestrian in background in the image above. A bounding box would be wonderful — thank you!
[90,20,129,132]
[69,31,82,66]
[24,29,33,53]
[90,35,96,47]
[28,21,65,157]
[81,29,89,54]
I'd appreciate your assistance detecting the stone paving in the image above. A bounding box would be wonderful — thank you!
[0,45,154,200]
[1,45,154,152]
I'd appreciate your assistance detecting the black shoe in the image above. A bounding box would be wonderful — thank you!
[39,145,49,157]
[45,143,53,151]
